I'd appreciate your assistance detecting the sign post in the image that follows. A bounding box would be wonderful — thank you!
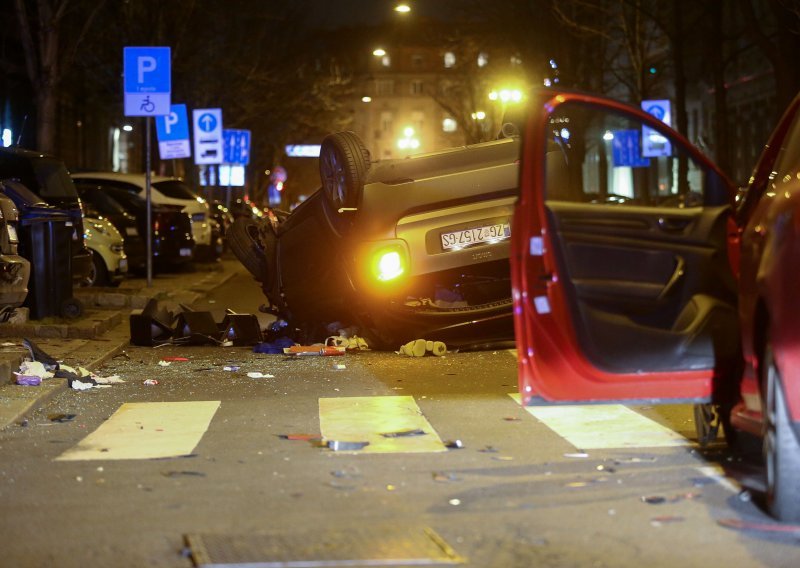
[124,46,171,286]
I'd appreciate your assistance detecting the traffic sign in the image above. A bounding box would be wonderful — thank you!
[192,108,223,165]
[641,99,672,158]
[223,129,252,165]
[123,47,171,116]
[155,104,191,160]
[611,129,650,168]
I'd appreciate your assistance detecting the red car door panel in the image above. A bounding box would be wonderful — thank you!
[512,93,738,406]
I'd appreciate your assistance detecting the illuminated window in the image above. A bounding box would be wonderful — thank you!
[442,118,457,132]
[477,52,488,67]
[510,54,522,66]
[381,55,391,67]
[410,80,424,95]
[444,52,456,68]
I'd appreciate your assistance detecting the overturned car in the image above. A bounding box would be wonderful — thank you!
[230,131,519,348]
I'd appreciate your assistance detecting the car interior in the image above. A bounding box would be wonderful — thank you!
[543,102,740,374]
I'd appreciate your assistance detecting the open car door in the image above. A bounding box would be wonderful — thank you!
[512,92,740,406]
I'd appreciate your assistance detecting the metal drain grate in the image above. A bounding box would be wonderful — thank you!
[185,526,465,567]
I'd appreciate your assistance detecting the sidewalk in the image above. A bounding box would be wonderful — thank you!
[0,258,244,429]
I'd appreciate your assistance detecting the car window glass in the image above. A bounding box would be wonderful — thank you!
[772,108,800,181]
[77,186,128,216]
[153,180,198,200]
[544,102,725,208]
[32,157,79,199]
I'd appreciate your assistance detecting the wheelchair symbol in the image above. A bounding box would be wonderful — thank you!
[140,96,155,113]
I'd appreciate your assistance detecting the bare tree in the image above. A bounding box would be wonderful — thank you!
[14,0,106,152]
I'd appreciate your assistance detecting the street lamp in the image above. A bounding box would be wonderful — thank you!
[488,89,523,103]
[397,127,420,151]
[395,4,411,13]
[373,48,387,57]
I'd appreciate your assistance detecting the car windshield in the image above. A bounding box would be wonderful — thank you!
[32,157,79,199]
[153,180,198,200]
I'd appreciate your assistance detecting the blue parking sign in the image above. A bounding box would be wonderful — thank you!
[156,104,191,160]
[123,46,171,116]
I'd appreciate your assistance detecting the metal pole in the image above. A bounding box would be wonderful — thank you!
[145,117,153,286]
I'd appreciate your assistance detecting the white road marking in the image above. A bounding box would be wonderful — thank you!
[319,396,446,453]
[695,466,742,493]
[509,394,688,449]
[56,401,221,461]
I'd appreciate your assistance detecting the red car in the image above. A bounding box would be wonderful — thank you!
[512,90,800,522]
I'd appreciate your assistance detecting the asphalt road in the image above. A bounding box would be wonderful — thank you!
[0,269,798,567]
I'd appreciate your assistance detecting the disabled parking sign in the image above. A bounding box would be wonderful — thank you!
[123,47,171,116]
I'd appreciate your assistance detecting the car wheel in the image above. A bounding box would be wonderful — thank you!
[85,251,110,287]
[60,297,83,320]
[228,217,271,282]
[319,131,370,212]
[763,341,800,522]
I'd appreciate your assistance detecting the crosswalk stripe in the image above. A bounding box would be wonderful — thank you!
[319,396,447,453]
[55,401,221,461]
[509,394,688,449]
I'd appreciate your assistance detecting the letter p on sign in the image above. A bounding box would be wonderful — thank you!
[138,56,157,83]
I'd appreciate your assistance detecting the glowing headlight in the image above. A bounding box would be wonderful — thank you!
[372,250,405,282]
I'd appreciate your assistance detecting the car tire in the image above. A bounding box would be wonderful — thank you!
[60,297,83,320]
[763,341,800,522]
[228,217,270,282]
[319,131,370,212]
[84,251,109,287]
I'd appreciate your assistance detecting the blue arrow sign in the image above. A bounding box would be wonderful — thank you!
[223,129,251,165]
[192,108,223,165]
[611,129,650,168]
[198,113,218,133]
[123,46,171,116]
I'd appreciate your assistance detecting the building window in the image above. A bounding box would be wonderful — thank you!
[381,111,394,134]
[412,54,424,68]
[442,117,457,132]
[381,55,391,67]
[411,111,424,134]
[376,80,395,96]
[444,52,456,68]
[410,80,424,95]
[477,52,488,68]
[510,54,522,66]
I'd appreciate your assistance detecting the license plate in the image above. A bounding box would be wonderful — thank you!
[125,227,138,236]
[441,222,510,250]
[180,248,192,257]
[118,258,129,273]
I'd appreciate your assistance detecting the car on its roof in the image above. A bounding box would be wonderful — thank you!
[229,130,519,348]
[510,88,800,523]
[70,172,215,260]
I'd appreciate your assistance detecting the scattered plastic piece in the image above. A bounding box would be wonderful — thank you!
[161,470,206,478]
[332,363,346,370]
[143,379,159,386]
[433,472,460,483]
[398,339,447,357]
[651,516,685,526]
[449,499,461,506]
[158,361,171,367]
[14,374,41,386]
[478,446,499,453]
[285,345,345,356]
[326,336,370,351]
[279,433,321,441]
[564,452,589,458]
[444,439,464,449]
[641,495,667,505]
[162,357,189,362]
[49,413,77,423]
[22,338,59,371]
[717,518,800,534]
[327,440,369,451]
[503,417,522,422]
[18,360,51,379]
[92,374,125,385]
[253,337,296,354]
[247,372,275,379]
[380,428,426,438]
[223,365,240,371]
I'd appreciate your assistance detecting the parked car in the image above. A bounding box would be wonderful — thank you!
[71,172,216,260]
[74,181,195,272]
[0,147,93,284]
[0,192,30,315]
[82,216,127,287]
[510,89,800,522]
[229,130,518,347]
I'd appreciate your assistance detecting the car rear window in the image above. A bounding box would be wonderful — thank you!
[32,157,79,199]
[153,180,198,200]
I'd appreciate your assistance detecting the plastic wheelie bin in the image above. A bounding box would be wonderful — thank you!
[18,206,82,320]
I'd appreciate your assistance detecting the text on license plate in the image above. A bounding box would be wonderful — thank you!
[441,223,510,250]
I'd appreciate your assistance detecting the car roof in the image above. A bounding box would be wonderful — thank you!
[71,171,180,187]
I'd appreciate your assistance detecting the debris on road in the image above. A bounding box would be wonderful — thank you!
[143,379,159,386]
[158,360,171,367]
[564,452,589,458]
[14,374,41,386]
[247,371,275,379]
[161,470,206,478]
[253,337,296,354]
[279,433,321,441]
[444,439,464,449]
[398,339,447,357]
[433,472,460,483]
[326,440,370,451]
[162,356,189,362]
[223,365,240,372]
[380,428,426,438]
[332,363,346,370]
[48,413,77,423]
[326,335,370,351]
[22,338,59,370]
[717,517,800,534]
[651,516,685,526]
[285,345,346,357]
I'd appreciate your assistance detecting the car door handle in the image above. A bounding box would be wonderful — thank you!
[656,256,685,302]
[657,217,691,232]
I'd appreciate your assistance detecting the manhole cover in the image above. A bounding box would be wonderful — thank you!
[185,526,465,567]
